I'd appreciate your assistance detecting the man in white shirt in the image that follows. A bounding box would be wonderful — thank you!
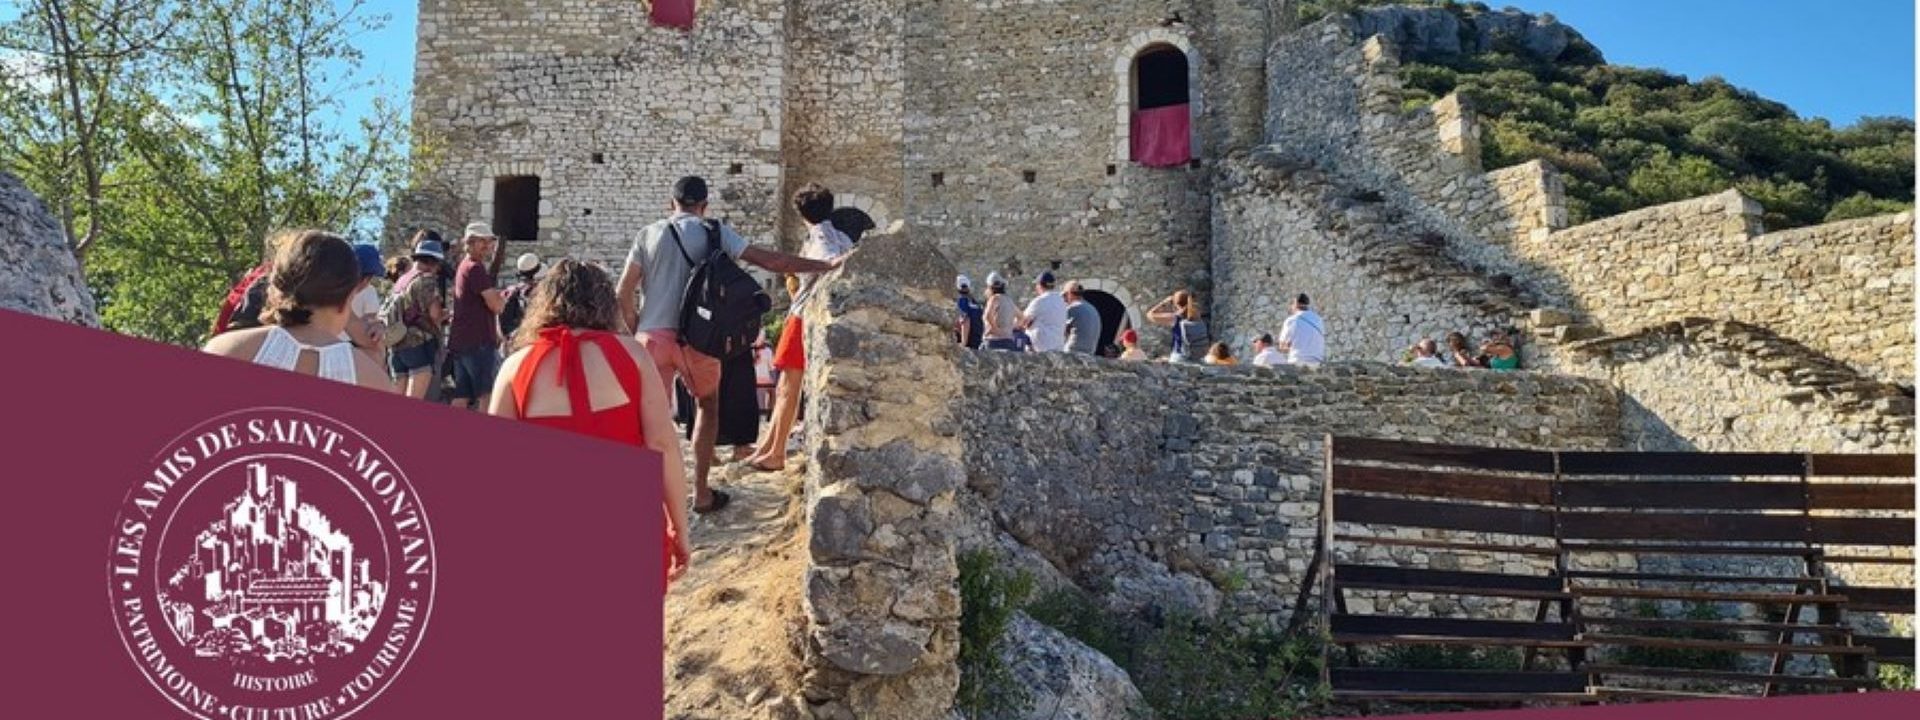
[1019,271,1069,352]
[1276,293,1326,366]
[1250,333,1286,366]
[1409,338,1447,368]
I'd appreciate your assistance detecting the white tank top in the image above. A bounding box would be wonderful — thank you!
[252,326,359,385]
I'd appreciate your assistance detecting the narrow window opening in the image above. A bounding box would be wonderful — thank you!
[728,162,744,175]
[931,172,945,187]
[1022,170,1036,184]
[591,152,606,164]
[493,175,541,241]
[1106,164,1117,176]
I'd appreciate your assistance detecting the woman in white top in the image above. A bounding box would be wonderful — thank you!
[203,229,395,393]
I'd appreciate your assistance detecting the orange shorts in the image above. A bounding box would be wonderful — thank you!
[638,329,722,398]
[773,317,806,371]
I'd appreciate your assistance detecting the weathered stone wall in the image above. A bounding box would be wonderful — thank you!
[412,0,790,264]
[900,1,1277,353]
[1265,18,1565,257]
[799,229,964,720]
[958,351,1624,626]
[1212,149,1540,360]
[0,171,97,326]
[780,0,907,249]
[1260,14,1914,385]
[1564,320,1914,454]
[1535,200,1914,383]
[1213,151,1915,459]
[413,1,1279,338]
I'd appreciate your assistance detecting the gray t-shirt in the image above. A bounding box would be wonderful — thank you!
[625,213,750,332]
[1064,300,1103,354]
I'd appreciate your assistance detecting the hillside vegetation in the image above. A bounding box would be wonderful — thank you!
[1299,0,1916,228]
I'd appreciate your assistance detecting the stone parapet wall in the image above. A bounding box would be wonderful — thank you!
[1473,191,1914,385]
[798,230,964,720]
[958,350,1624,626]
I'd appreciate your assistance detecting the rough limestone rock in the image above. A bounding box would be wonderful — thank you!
[980,613,1150,720]
[1350,6,1583,62]
[1099,553,1223,620]
[0,171,96,325]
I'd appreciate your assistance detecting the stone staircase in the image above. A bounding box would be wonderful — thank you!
[1564,318,1916,420]
[1220,147,1913,434]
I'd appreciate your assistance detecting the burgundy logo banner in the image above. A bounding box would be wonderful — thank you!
[2,309,664,718]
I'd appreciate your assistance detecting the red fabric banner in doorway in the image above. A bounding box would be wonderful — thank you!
[651,0,696,30]
[1131,103,1192,167]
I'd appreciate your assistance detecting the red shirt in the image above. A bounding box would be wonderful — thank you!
[447,258,498,352]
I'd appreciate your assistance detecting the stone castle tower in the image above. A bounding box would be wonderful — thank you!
[407,0,1284,349]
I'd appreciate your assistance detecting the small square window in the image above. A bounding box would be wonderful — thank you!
[1022,170,1036,184]
[1106,164,1117,176]
[1188,159,1202,170]
[728,162,744,175]
[582,208,593,216]
[591,152,605,164]
[931,172,945,187]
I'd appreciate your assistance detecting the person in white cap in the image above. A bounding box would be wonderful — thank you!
[498,252,542,341]
[954,274,983,349]
[446,221,507,410]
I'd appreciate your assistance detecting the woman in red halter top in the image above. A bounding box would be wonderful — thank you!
[486,259,693,585]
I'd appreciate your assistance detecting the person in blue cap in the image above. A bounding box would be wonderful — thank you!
[385,233,450,398]
[343,243,387,350]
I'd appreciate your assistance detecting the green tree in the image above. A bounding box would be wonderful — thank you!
[1826,191,1912,222]
[0,0,406,346]
[1627,151,1733,205]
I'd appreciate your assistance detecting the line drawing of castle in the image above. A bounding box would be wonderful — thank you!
[160,462,387,665]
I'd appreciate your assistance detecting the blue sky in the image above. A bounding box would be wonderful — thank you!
[1521,0,1915,125]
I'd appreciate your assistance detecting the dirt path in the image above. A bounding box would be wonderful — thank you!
[664,457,810,720]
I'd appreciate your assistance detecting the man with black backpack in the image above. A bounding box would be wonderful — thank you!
[616,176,842,514]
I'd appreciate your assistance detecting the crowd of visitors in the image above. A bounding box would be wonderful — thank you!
[1409,327,1522,370]
[203,175,853,587]
[202,172,1541,588]
[949,280,1522,375]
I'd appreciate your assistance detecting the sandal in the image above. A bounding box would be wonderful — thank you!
[694,489,732,515]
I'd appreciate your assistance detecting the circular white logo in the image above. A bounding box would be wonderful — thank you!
[108,408,436,719]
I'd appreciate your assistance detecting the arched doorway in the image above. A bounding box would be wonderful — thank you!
[1134,46,1189,110]
[829,207,876,243]
[1112,28,1201,165]
[1082,290,1128,357]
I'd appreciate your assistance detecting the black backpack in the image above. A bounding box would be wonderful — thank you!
[667,219,771,360]
[498,282,532,339]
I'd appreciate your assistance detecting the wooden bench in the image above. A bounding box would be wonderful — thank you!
[1555,451,1885,698]
[1317,436,1915,704]
[1321,437,1593,704]
[1806,453,1917,676]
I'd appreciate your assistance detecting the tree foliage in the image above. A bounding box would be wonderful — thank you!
[1299,0,1915,228]
[0,0,407,346]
